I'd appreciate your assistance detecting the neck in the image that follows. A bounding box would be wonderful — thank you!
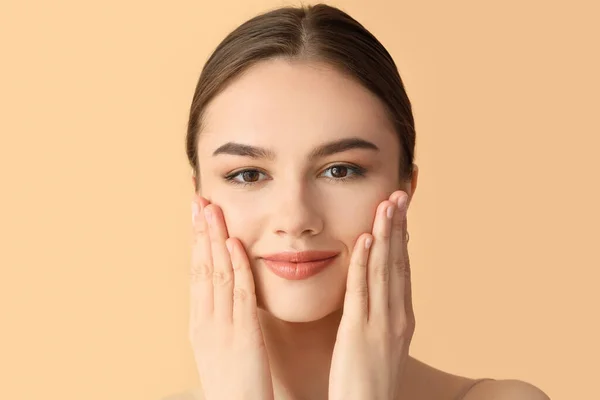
[258,308,343,400]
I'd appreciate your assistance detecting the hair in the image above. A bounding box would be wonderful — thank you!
[186,3,416,190]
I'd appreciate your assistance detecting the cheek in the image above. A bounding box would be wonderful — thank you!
[217,196,263,241]
[325,192,383,246]
[332,190,384,226]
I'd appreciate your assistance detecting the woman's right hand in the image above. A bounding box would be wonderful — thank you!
[189,195,274,400]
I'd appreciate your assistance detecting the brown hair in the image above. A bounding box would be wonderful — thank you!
[186,3,416,190]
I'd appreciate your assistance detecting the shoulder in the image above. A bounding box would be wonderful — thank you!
[462,379,550,400]
[400,357,550,400]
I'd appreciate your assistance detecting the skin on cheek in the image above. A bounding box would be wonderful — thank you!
[346,192,386,227]
[216,198,264,255]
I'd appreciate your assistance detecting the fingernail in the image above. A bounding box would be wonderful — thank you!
[226,240,233,255]
[191,200,199,224]
[386,205,395,219]
[365,236,373,249]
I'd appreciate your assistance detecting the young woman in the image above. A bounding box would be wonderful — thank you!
[178,3,549,400]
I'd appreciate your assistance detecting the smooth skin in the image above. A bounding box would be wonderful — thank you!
[190,189,412,400]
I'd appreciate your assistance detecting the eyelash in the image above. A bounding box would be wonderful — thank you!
[223,164,367,187]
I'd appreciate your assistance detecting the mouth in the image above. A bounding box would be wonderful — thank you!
[261,250,339,263]
[260,251,339,280]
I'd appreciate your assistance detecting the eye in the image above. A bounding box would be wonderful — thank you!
[223,169,268,186]
[320,164,367,182]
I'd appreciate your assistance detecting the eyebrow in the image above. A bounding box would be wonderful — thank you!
[212,137,380,161]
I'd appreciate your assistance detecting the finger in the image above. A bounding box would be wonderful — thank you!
[190,195,214,326]
[367,200,395,322]
[388,191,409,319]
[342,233,373,324]
[402,214,415,329]
[227,237,260,330]
[204,204,234,324]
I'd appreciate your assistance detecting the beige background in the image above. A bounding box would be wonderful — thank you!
[1,0,598,399]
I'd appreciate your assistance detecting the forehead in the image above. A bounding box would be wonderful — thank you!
[199,58,397,155]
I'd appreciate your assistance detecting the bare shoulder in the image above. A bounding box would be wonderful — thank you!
[462,379,550,400]
[397,356,488,399]
[399,356,550,400]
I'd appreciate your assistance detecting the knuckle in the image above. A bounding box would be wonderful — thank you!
[190,262,212,283]
[391,314,415,340]
[354,258,368,271]
[391,217,404,232]
[401,259,411,279]
[231,258,245,271]
[350,284,369,298]
[212,270,233,286]
[233,287,251,302]
[374,263,390,281]
[392,258,406,274]
[391,317,413,338]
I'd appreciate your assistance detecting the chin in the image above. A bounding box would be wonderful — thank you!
[258,297,342,323]
[254,265,347,323]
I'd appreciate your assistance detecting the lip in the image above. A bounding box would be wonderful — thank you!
[261,250,340,263]
[260,251,339,280]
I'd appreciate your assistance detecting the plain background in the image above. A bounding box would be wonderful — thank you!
[1,0,598,399]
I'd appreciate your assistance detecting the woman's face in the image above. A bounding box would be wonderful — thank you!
[195,58,415,322]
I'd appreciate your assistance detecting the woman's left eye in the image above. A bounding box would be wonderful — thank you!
[320,164,366,182]
[224,164,367,187]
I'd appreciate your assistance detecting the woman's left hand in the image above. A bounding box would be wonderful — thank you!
[329,190,415,400]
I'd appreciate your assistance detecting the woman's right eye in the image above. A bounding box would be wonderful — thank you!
[223,169,268,186]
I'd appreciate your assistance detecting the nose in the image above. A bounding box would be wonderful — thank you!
[270,181,324,239]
